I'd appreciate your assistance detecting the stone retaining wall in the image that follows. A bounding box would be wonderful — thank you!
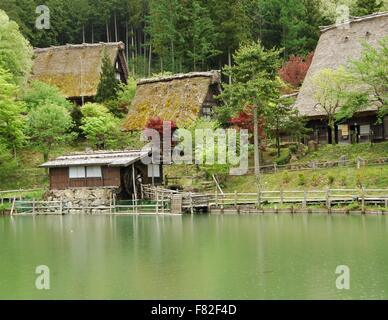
[45,188,118,214]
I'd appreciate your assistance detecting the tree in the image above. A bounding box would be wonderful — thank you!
[0,141,18,183]
[0,66,26,157]
[348,37,388,119]
[279,52,314,87]
[0,9,33,85]
[27,104,74,161]
[23,81,72,110]
[185,0,220,71]
[218,41,282,176]
[95,51,120,103]
[312,67,355,144]
[352,0,383,16]
[217,41,282,122]
[80,103,126,149]
[265,100,309,157]
[107,78,137,117]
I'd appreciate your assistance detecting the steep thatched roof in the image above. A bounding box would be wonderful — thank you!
[31,42,128,99]
[123,71,221,130]
[294,12,388,118]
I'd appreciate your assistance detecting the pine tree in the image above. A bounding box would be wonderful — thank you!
[352,0,383,16]
[95,51,120,103]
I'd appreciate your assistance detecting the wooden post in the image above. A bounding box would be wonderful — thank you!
[221,193,224,213]
[303,190,307,208]
[215,190,218,207]
[234,191,237,209]
[32,199,36,214]
[361,188,365,214]
[113,193,116,214]
[109,193,112,214]
[10,197,16,216]
[257,190,261,209]
[156,192,159,214]
[59,197,63,215]
[161,192,164,214]
[274,163,277,172]
[280,189,284,205]
[190,193,194,215]
[326,189,331,213]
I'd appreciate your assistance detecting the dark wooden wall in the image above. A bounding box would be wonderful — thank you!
[49,166,121,190]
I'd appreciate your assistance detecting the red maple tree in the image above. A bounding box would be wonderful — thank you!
[145,117,177,140]
[279,52,314,87]
[229,110,266,141]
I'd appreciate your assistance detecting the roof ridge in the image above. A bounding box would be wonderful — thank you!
[33,42,125,52]
[137,70,221,85]
[319,11,388,33]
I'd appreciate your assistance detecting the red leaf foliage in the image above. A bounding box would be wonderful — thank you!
[279,52,314,87]
[229,111,266,140]
[145,117,177,139]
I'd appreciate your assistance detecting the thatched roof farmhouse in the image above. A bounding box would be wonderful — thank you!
[123,71,221,130]
[294,12,388,144]
[31,42,129,103]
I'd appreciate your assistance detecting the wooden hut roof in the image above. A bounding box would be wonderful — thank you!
[294,12,388,118]
[31,42,128,99]
[123,71,221,130]
[40,150,149,168]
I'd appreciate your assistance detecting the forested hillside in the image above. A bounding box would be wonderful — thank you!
[2,0,386,77]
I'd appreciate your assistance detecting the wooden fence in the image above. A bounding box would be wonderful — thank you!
[142,185,388,214]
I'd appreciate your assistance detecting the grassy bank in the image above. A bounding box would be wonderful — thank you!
[223,166,388,192]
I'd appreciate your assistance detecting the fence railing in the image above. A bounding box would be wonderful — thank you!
[247,157,388,174]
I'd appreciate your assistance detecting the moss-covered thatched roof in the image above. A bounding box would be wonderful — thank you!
[123,71,221,130]
[30,42,128,98]
[294,12,388,118]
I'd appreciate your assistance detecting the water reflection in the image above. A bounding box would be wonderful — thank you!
[0,214,388,299]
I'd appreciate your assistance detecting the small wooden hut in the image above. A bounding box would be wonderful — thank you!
[31,42,129,104]
[123,71,222,130]
[40,150,163,200]
[294,12,388,144]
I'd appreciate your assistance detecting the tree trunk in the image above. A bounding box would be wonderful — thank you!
[253,105,260,175]
[131,27,135,76]
[106,21,110,42]
[171,40,175,73]
[148,44,152,77]
[82,25,85,43]
[125,21,129,63]
[276,124,281,157]
[114,11,118,42]
[228,47,232,84]
[91,24,94,43]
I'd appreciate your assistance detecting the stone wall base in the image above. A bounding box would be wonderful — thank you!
[45,188,117,214]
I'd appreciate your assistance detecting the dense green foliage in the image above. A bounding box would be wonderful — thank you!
[0,9,33,85]
[95,51,120,103]
[0,67,26,155]
[27,104,75,161]
[217,42,282,124]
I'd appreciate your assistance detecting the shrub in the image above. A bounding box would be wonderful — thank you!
[282,171,291,185]
[275,150,291,165]
[298,173,306,186]
[328,175,335,186]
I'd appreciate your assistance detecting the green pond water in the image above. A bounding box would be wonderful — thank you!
[1,214,388,300]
